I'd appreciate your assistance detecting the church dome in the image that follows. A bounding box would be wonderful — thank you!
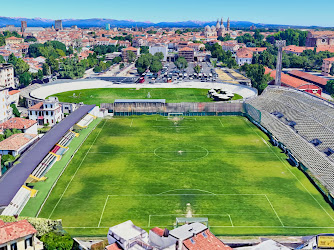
[215,20,221,30]
[211,25,216,32]
[205,25,211,32]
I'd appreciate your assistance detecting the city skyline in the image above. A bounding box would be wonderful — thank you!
[1,0,334,27]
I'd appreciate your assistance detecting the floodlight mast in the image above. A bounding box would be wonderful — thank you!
[275,40,286,86]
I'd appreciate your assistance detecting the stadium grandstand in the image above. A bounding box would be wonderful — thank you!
[247,86,334,201]
[0,104,96,216]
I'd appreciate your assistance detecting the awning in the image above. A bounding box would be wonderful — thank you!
[38,116,44,119]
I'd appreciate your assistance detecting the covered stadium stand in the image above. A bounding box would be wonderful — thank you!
[247,86,334,199]
[0,105,95,213]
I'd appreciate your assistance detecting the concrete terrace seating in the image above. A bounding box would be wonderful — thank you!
[247,86,334,194]
[76,114,94,128]
[31,153,57,178]
[57,130,75,147]
[1,186,31,216]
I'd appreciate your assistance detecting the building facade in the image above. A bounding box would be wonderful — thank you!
[235,48,253,66]
[55,20,63,31]
[5,36,24,45]
[21,21,27,33]
[0,89,12,124]
[178,47,195,62]
[322,57,334,76]
[149,45,168,61]
[306,31,334,47]
[0,219,43,250]
[28,97,63,126]
[0,64,15,89]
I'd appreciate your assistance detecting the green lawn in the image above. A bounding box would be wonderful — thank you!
[50,88,243,105]
[37,116,334,237]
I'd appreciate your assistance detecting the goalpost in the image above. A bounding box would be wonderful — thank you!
[168,113,184,120]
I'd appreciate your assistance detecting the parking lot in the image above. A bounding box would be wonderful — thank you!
[144,61,219,84]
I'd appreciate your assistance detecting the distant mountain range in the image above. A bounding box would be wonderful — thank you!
[0,16,329,29]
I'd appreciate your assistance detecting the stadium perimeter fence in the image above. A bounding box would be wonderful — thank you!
[101,102,262,120]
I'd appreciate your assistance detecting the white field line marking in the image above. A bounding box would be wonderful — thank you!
[87,151,273,155]
[48,120,107,219]
[245,118,334,223]
[228,214,234,227]
[63,226,334,229]
[107,193,267,197]
[265,195,284,227]
[243,118,270,148]
[98,196,109,227]
[36,119,102,218]
[130,118,133,127]
[157,189,216,195]
[219,118,225,127]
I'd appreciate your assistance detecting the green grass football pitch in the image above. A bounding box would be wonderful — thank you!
[38,115,334,236]
[50,88,242,105]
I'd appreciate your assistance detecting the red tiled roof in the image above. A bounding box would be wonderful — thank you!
[151,227,164,237]
[105,243,121,250]
[123,46,138,51]
[288,70,328,86]
[0,118,36,130]
[324,57,334,62]
[0,133,37,151]
[183,229,232,250]
[247,47,267,52]
[0,220,37,245]
[264,67,321,89]
[236,48,253,58]
[8,90,20,95]
[179,47,194,52]
[29,102,43,110]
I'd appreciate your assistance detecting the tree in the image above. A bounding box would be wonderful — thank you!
[140,46,149,54]
[37,69,43,80]
[93,65,102,73]
[154,52,164,61]
[19,72,32,87]
[149,59,162,73]
[0,55,5,63]
[326,80,334,96]
[7,53,18,66]
[42,63,51,76]
[120,63,125,69]
[330,65,334,76]
[241,64,272,93]
[46,57,59,73]
[194,64,201,74]
[127,51,136,63]
[40,232,73,250]
[14,59,29,76]
[174,57,188,70]
[10,104,20,117]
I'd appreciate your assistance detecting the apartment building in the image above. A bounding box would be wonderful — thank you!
[0,64,15,89]
[28,97,63,126]
[0,89,12,124]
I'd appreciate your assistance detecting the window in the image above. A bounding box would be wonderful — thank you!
[25,237,33,249]
[190,238,195,244]
[0,246,8,250]
[46,111,48,115]
[202,232,208,238]
[10,243,17,250]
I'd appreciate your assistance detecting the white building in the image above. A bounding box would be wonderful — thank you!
[0,89,12,124]
[107,220,149,249]
[0,64,15,89]
[236,48,253,66]
[28,97,63,126]
[149,45,168,61]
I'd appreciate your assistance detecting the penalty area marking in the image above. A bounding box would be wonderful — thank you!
[97,193,283,228]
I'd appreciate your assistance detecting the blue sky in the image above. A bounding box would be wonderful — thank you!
[2,0,334,27]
